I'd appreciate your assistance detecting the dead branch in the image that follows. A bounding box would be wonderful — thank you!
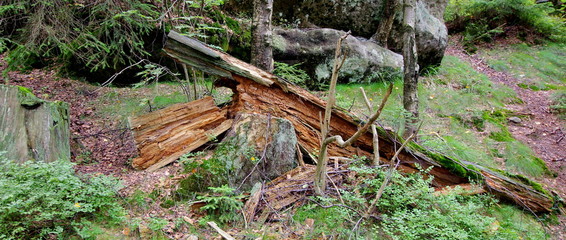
[360,87,381,166]
[315,31,350,195]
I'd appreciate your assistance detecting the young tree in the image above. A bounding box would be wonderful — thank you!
[402,0,419,138]
[251,0,274,72]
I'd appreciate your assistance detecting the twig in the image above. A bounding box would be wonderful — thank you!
[315,31,350,195]
[327,172,345,204]
[97,59,146,91]
[323,84,393,148]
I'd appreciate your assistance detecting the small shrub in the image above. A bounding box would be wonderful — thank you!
[0,156,124,239]
[197,185,245,224]
[273,62,311,88]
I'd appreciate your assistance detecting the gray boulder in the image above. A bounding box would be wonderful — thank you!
[223,113,297,191]
[388,0,448,67]
[226,0,448,68]
[273,28,403,85]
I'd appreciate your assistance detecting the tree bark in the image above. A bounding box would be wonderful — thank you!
[372,0,400,48]
[402,0,419,139]
[251,0,274,72]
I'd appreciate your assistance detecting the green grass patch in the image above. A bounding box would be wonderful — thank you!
[488,204,548,239]
[482,43,566,85]
[335,54,551,178]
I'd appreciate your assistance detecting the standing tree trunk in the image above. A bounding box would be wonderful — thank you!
[372,0,400,48]
[402,0,419,138]
[251,0,274,72]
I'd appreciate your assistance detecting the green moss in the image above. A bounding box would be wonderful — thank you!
[17,86,43,108]
[489,167,551,197]
[511,174,550,196]
[407,141,481,180]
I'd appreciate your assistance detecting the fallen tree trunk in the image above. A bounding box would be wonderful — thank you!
[129,96,232,171]
[163,31,561,213]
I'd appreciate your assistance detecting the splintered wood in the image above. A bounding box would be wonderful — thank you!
[253,165,344,223]
[129,97,232,171]
[161,31,561,213]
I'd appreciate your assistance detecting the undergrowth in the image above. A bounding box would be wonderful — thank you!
[445,0,566,50]
[1,0,158,74]
[273,61,311,88]
[293,162,548,239]
[0,154,124,239]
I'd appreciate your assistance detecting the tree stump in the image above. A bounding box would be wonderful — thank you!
[0,85,70,163]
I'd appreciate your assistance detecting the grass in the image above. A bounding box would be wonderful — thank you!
[334,54,551,177]
[488,204,549,239]
[481,43,566,85]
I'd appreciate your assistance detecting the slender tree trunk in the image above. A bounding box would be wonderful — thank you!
[402,0,419,138]
[251,0,274,72]
[372,0,400,48]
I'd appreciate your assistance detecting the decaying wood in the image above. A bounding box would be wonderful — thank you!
[243,182,262,226]
[163,31,561,213]
[207,221,235,240]
[129,97,232,171]
[257,165,344,223]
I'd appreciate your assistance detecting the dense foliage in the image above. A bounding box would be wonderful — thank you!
[0,0,159,74]
[295,163,506,239]
[0,155,123,239]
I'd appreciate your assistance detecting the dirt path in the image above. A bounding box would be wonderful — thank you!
[446,41,566,237]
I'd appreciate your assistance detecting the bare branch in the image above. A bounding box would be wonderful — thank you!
[360,87,381,165]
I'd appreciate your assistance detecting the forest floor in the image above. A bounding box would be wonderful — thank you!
[447,37,565,197]
[1,36,565,238]
[446,36,566,237]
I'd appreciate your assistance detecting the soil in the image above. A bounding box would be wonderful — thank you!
[446,36,566,238]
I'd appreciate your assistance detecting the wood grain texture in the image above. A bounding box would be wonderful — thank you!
[129,97,232,171]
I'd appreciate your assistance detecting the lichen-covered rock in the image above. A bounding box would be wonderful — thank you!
[0,85,70,163]
[222,113,297,190]
[273,28,403,85]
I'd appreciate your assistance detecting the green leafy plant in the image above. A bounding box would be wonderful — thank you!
[0,155,124,239]
[197,185,245,224]
[273,62,311,88]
